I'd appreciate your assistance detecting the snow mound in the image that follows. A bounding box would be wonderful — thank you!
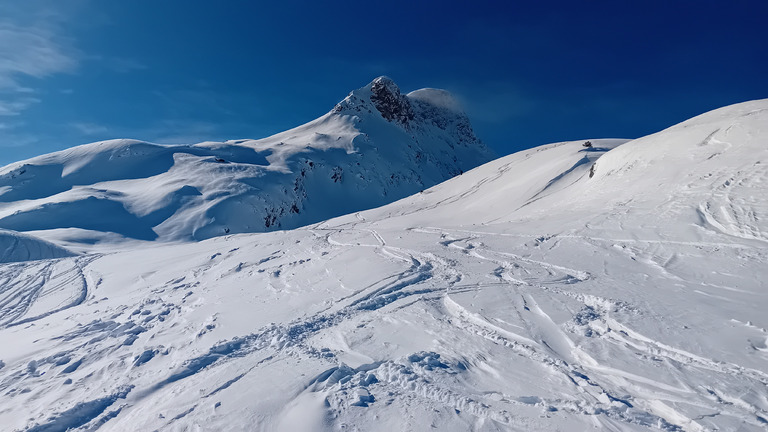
[0,77,494,244]
[0,229,75,263]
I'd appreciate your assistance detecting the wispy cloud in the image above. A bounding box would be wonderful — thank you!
[70,122,109,136]
[81,54,148,74]
[0,122,39,149]
[141,119,223,144]
[0,96,41,116]
[152,89,240,118]
[0,10,79,119]
[0,3,82,163]
[450,82,541,124]
[105,57,147,73]
[67,119,228,145]
[0,23,78,92]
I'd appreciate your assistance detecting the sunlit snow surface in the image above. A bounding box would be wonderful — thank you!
[0,77,493,245]
[1,100,767,431]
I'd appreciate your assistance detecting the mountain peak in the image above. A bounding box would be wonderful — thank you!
[0,77,494,243]
[369,75,400,94]
[333,76,473,130]
[334,76,414,125]
[368,76,414,125]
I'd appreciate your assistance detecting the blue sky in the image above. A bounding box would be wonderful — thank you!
[1,0,767,165]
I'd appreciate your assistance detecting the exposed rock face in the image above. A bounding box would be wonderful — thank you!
[369,77,414,125]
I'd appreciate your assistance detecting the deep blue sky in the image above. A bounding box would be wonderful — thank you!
[1,0,766,165]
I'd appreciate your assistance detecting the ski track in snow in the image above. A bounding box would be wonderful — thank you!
[696,162,768,244]
[428,227,768,430]
[0,255,96,328]
[2,219,766,431]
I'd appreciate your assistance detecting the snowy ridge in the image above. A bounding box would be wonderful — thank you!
[0,99,766,431]
[0,77,493,244]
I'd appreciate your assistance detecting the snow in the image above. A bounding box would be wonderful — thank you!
[0,229,74,263]
[0,77,494,244]
[0,96,767,431]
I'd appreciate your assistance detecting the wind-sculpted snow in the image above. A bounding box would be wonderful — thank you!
[25,386,132,432]
[0,99,767,431]
[0,77,493,244]
[0,230,75,263]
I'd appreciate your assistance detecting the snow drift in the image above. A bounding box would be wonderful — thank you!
[0,229,74,263]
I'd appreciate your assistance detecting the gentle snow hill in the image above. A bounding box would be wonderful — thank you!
[364,98,768,243]
[0,100,766,432]
[0,76,493,244]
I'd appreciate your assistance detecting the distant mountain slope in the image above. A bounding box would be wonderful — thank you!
[0,77,493,243]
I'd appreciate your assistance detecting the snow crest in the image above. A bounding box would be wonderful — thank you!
[0,229,74,263]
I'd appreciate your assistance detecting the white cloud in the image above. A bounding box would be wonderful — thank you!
[0,129,38,149]
[0,23,78,92]
[0,2,80,118]
[0,96,40,116]
[70,122,109,136]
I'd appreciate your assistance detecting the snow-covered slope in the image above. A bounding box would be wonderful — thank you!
[0,229,74,263]
[0,77,493,244]
[0,99,767,432]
